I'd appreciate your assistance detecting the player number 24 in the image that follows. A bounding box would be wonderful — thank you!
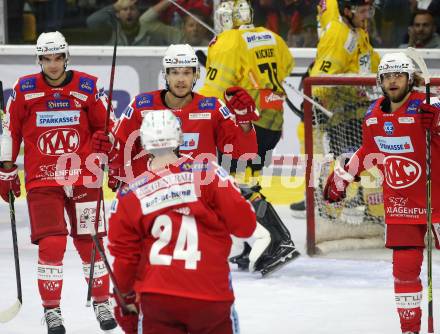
[150,214,201,270]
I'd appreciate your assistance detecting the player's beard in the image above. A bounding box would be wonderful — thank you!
[388,87,409,103]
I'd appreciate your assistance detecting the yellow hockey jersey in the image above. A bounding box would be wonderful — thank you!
[312,0,379,75]
[199,26,294,131]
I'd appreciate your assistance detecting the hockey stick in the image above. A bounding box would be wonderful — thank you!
[283,80,333,118]
[0,82,22,323]
[86,16,118,308]
[405,47,433,333]
[87,218,137,315]
[165,0,216,35]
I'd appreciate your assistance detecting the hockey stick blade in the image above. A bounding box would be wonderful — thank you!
[405,47,431,84]
[0,299,22,323]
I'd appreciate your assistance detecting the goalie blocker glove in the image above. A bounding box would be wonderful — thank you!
[224,86,260,124]
[0,164,21,202]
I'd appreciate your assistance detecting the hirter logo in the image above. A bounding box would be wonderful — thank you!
[384,156,421,189]
[47,99,70,109]
[38,128,80,156]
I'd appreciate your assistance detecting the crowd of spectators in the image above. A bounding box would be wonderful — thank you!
[5,0,440,48]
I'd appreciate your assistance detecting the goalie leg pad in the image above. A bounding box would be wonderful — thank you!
[27,187,68,244]
[251,197,300,274]
[38,235,67,308]
[393,248,423,334]
[73,238,110,303]
[248,223,271,272]
[252,197,291,243]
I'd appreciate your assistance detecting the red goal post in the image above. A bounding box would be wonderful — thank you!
[303,75,440,256]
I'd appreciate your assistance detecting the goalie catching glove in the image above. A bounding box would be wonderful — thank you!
[0,164,21,202]
[224,86,259,124]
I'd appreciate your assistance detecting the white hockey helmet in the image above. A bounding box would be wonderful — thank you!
[162,44,199,86]
[377,52,416,86]
[140,110,182,152]
[36,31,70,63]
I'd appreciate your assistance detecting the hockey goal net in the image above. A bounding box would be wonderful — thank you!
[303,75,440,255]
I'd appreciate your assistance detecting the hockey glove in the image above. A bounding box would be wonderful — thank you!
[419,103,440,132]
[0,164,21,202]
[91,131,119,163]
[224,86,260,124]
[108,166,121,192]
[114,291,139,334]
[323,164,360,203]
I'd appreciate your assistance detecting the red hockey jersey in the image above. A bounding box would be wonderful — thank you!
[4,71,114,191]
[108,156,256,301]
[111,90,257,179]
[352,91,440,224]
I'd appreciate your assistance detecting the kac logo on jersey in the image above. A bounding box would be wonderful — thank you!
[384,156,421,189]
[180,133,199,151]
[47,100,71,109]
[38,128,80,156]
[79,77,94,94]
[199,98,216,110]
[19,78,36,92]
[136,94,153,108]
[383,122,394,135]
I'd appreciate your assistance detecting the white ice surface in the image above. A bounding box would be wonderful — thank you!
[1,201,440,334]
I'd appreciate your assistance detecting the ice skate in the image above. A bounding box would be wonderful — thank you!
[43,307,65,334]
[93,300,117,331]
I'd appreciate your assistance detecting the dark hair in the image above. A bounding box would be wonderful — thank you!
[413,72,425,88]
[411,9,435,25]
